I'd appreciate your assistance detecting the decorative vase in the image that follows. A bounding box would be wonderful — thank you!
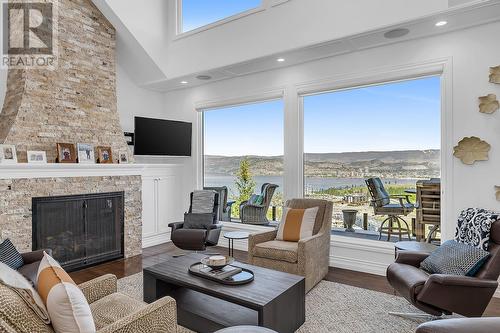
[342,209,358,232]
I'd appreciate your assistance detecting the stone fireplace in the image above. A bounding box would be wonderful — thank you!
[0,0,142,259]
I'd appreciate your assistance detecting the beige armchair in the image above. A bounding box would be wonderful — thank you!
[0,274,178,333]
[248,198,333,292]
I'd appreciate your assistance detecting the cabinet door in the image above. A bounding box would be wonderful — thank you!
[157,176,183,234]
[142,177,157,238]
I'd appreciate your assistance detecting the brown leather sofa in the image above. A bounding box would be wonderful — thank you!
[387,221,500,317]
[18,249,52,284]
[416,317,500,333]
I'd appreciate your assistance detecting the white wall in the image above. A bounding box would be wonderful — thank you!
[164,0,449,78]
[158,21,500,243]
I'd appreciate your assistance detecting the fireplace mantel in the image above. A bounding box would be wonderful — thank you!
[0,163,165,179]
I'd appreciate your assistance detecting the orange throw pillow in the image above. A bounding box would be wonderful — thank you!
[276,207,319,242]
[36,252,95,333]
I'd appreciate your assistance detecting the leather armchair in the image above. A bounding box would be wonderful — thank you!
[416,317,500,333]
[387,220,500,317]
[169,191,222,251]
[18,249,52,284]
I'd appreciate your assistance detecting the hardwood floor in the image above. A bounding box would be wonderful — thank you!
[69,242,500,317]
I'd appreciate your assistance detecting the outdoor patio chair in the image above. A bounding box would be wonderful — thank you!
[204,186,235,221]
[239,183,278,225]
[365,177,414,241]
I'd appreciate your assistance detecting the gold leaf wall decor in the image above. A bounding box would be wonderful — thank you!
[495,186,500,201]
[453,136,490,165]
[479,94,499,114]
[490,66,500,84]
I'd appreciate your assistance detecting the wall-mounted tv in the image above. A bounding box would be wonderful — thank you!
[134,116,192,156]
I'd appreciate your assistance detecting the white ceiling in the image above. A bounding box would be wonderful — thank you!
[144,0,500,92]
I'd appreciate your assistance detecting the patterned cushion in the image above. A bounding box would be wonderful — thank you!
[0,239,24,270]
[420,240,490,276]
[276,207,318,242]
[90,293,146,330]
[254,240,298,263]
[191,190,216,214]
[455,208,499,250]
[37,253,95,333]
[0,262,50,324]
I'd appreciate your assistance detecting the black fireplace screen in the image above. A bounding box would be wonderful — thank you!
[32,192,124,271]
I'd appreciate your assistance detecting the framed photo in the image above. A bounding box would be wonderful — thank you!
[96,146,113,164]
[77,143,95,164]
[0,144,17,164]
[27,151,47,164]
[118,151,130,164]
[56,143,77,163]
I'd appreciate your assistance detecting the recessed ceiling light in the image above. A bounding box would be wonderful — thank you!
[277,58,285,62]
[180,81,188,84]
[435,21,448,27]
[383,28,410,39]
[196,75,212,81]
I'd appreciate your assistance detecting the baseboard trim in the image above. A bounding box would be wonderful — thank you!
[143,232,170,248]
[329,255,388,276]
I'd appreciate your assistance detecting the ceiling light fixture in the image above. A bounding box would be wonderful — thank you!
[196,75,212,81]
[435,21,448,27]
[277,58,285,62]
[180,81,188,84]
[383,28,410,39]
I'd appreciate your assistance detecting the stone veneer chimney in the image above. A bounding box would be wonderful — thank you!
[0,0,142,258]
[0,0,132,163]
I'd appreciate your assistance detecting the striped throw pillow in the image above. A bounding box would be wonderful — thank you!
[276,207,319,242]
[0,239,24,270]
[36,252,95,333]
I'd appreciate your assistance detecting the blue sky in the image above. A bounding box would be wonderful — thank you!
[204,76,441,156]
[182,0,261,32]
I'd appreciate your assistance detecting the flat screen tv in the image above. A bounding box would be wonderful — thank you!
[134,116,192,156]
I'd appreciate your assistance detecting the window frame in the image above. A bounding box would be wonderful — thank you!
[176,0,265,38]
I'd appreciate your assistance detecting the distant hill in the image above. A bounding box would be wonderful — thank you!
[205,150,440,178]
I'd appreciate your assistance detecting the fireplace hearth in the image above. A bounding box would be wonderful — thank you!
[32,192,125,271]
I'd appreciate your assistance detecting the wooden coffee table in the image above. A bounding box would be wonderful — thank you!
[143,253,305,333]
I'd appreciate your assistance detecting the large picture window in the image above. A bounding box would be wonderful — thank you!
[180,0,261,33]
[203,99,284,222]
[303,76,441,241]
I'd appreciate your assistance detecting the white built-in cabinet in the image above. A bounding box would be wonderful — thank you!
[142,165,184,248]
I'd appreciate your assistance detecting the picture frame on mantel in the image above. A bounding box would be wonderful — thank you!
[96,146,113,164]
[56,143,77,163]
[118,151,130,164]
[27,151,47,164]
[0,144,18,164]
[77,143,95,164]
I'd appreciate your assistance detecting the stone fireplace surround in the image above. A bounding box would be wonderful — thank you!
[0,164,143,258]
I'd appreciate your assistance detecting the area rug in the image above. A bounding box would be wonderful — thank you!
[117,273,425,333]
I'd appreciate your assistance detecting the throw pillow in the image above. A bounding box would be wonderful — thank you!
[37,252,95,333]
[0,262,50,324]
[0,239,24,270]
[276,207,319,242]
[183,213,214,229]
[420,240,490,276]
[455,208,499,250]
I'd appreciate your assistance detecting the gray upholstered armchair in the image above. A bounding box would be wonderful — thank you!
[248,198,333,292]
[239,183,278,225]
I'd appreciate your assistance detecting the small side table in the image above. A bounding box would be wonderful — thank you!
[394,241,438,258]
[223,231,249,257]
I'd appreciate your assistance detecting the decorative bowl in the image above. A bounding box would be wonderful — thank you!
[201,255,234,270]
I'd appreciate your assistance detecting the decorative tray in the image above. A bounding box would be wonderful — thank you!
[188,262,254,285]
